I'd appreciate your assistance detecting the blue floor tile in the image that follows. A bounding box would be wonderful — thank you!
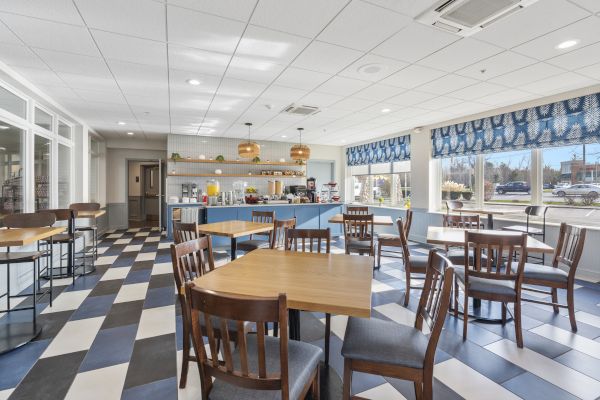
[79,324,138,372]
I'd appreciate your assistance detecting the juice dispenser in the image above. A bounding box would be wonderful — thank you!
[206,179,220,206]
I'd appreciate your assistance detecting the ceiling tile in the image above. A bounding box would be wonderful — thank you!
[217,77,267,99]
[416,74,479,96]
[577,62,600,80]
[329,97,375,112]
[361,0,438,18]
[259,85,309,104]
[167,0,256,22]
[338,53,407,82]
[317,0,411,51]
[168,45,229,77]
[236,25,310,64]
[57,71,119,91]
[73,88,126,104]
[12,65,64,87]
[546,41,600,70]
[372,22,458,63]
[417,96,463,111]
[386,90,437,106]
[292,41,362,74]
[251,0,347,38]
[389,107,429,119]
[568,0,600,13]
[447,82,506,101]
[380,64,447,89]
[519,71,597,95]
[75,0,166,41]
[0,21,21,45]
[92,30,167,67]
[298,91,344,108]
[489,62,565,87]
[476,88,537,106]
[35,49,110,76]
[316,76,371,96]
[0,0,84,25]
[512,16,600,61]
[0,43,47,69]
[455,51,538,80]
[353,83,405,101]
[1,14,99,56]
[473,0,591,49]
[36,85,81,101]
[417,38,503,73]
[109,60,169,96]
[274,67,331,90]
[167,5,245,53]
[226,56,285,84]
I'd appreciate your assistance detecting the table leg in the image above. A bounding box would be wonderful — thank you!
[289,309,301,341]
[230,237,237,261]
[487,213,494,230]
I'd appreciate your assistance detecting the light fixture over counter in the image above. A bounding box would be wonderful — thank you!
[290,127,310,164]
[238,122,260,159]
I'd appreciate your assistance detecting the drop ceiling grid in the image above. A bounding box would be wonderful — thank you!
[0,1,598,145]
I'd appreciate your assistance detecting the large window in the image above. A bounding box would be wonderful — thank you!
[34,135,50,210]
[441,155,476,205]
[484,149,531,204]
[58,120,71,139]
[0,121,23,214]
[58,144,71,207]
[351,162,411,206]
[89,137,99,202]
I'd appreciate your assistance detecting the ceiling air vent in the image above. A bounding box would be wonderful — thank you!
[417,0,539,37]
[282,104,320,116]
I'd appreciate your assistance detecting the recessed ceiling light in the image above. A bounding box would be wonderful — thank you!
[281,135,287,138]
[357,63,385,75]
[556,39,579,50]
[127,132,134,136]
[381,108,391,113]
[186,78,201,86]
[0,125,9,130]
[117,121,126,125]
[341,139,346,143]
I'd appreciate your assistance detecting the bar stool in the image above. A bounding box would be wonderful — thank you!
[70,202,101,269]
[41,209,84,284]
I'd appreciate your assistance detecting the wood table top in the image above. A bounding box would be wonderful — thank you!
[449,207,509,215]
[192,249,373,317]
[0,227,66,247]
[426,226,554,254]
[76,210,106,218]
[197,220,274,238]
[328,213,394,226]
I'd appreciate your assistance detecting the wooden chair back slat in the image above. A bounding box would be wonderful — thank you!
[553,223,586,277]
[250,211,275,241]
[445,200,464,214]
[285,228,331,253]
[271,218,296,249]
[443,214,480,228]
[343,213,374,255]
[396,219,411,264]
[3,212,56,228]
[173,221,200,244]
[185,285,290,398]
[403,209,413,237]
[170,237,215,292]
[464,231,526,283]
[346,205,369,215]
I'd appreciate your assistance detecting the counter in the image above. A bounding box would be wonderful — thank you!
[166,202,344,245]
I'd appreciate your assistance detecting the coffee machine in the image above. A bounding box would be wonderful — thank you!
[306,177,317,203]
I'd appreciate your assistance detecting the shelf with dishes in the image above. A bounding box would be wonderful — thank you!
[169,158,304,167]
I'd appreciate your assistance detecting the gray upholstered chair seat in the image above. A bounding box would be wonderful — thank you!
[347,239,372,251]
[341,316,428,369]
[409,255,429,269]
[237,239,271,252]
[455,268,516,297]
[378,233,399,241]
[208,334,322,400]
[446,249,487,266]
[511,263,568,283]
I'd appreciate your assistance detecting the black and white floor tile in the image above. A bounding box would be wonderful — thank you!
[2,227,600,399]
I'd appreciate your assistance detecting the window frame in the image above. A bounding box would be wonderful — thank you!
[350,161,411,207]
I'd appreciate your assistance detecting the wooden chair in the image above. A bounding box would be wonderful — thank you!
[270,218,297,249]
[454,231,527,347]
[442,214,484,266]
[519,223,586,331]
[185,285,322,400]
[342,213,374,257]
[445,200,464,214]
[172,221,229,264]
[395,219,429,306]
[285,228,332,365]
[376,209,413,269]
[346,205,369,215]
[237,210,275,254]
[341,250,454,400]
[70,202,100,262]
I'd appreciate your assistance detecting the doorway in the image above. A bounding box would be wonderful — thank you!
[127,160,161,229]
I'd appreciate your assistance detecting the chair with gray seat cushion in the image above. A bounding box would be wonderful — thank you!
[342,213,374,257]
[237,210,275,254]
[518,223,586,332]
[376,209,413,269]
[342,250,454,400]
[443,213,487,266]
[172,221,229,265]
[453,231,527,348]
[185,284,321,400]
[393,219,428,306]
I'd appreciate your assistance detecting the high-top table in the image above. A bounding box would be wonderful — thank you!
[191,248,373,340]
[328,213,394,226]
[0,226,65,354]
[196,220,274,260]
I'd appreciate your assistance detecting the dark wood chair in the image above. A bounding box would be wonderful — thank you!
[69,202,100,262]
[395,219,429,306]
[446,200,484,228]
[443,214,484,266]
[376,209,413,269]
[342,250,454,400]
[285,228,332,365]
[237,210,275,254]
[342,213,374,257]
[41,209,85,284]
[503,206,548,264]
[185,285,322,400]
[172,221,229,264]
[346,205,369,215]
[454,231,527,347]
[270,218,296,249]
[519,223,586,331]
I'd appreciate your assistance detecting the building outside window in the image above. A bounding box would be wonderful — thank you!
[0,121,24,214]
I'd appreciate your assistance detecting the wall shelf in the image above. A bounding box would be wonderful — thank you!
[169,158,304,167]
[168,173,306,178]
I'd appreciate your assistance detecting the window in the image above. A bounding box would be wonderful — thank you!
[58,144,70,207]
[34,135,51,210]
[34,107,53,131]
[89,137,99,202]
[0,86,26,119]
[484,149,531,204]
[441,155,476,205]
[0,121,23,213]
[58,120,71,139]
[393,161,411,203]
[351,162,411,206]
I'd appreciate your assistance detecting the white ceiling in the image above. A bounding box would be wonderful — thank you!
[0,0,599,144]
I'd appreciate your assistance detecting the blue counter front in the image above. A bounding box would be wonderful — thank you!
[166,203,344,247]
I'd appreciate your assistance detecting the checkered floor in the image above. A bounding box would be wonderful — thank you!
[2,227,600,400]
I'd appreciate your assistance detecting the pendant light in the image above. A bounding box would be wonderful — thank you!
[238,122,260,159]
[290,127,310,164]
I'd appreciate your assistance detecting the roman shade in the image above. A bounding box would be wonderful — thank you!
[346,135,411,166]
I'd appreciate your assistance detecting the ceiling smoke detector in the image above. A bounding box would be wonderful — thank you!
[282,104,320,116]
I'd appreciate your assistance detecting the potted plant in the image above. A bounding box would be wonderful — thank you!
[378,196,384,206]
[171,152,181,162]
[442,181,465,201]
[462,190,473,201]
[215,155,225,161]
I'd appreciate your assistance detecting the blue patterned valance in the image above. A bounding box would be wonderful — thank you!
[346,135,410,166]
[432,92,600,158]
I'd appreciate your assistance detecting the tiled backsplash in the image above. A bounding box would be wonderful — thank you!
[167,134,306,200]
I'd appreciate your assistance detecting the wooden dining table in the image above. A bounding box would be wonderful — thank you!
[196,220,274,260]
[0,226,65,354]
[191,248,373,340]
[328,213,394,226]
[75,209,106,219]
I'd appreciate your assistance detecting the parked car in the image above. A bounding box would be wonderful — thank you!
[552,184,600,197]
[495,181,531,194]
[543,183,555,189]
